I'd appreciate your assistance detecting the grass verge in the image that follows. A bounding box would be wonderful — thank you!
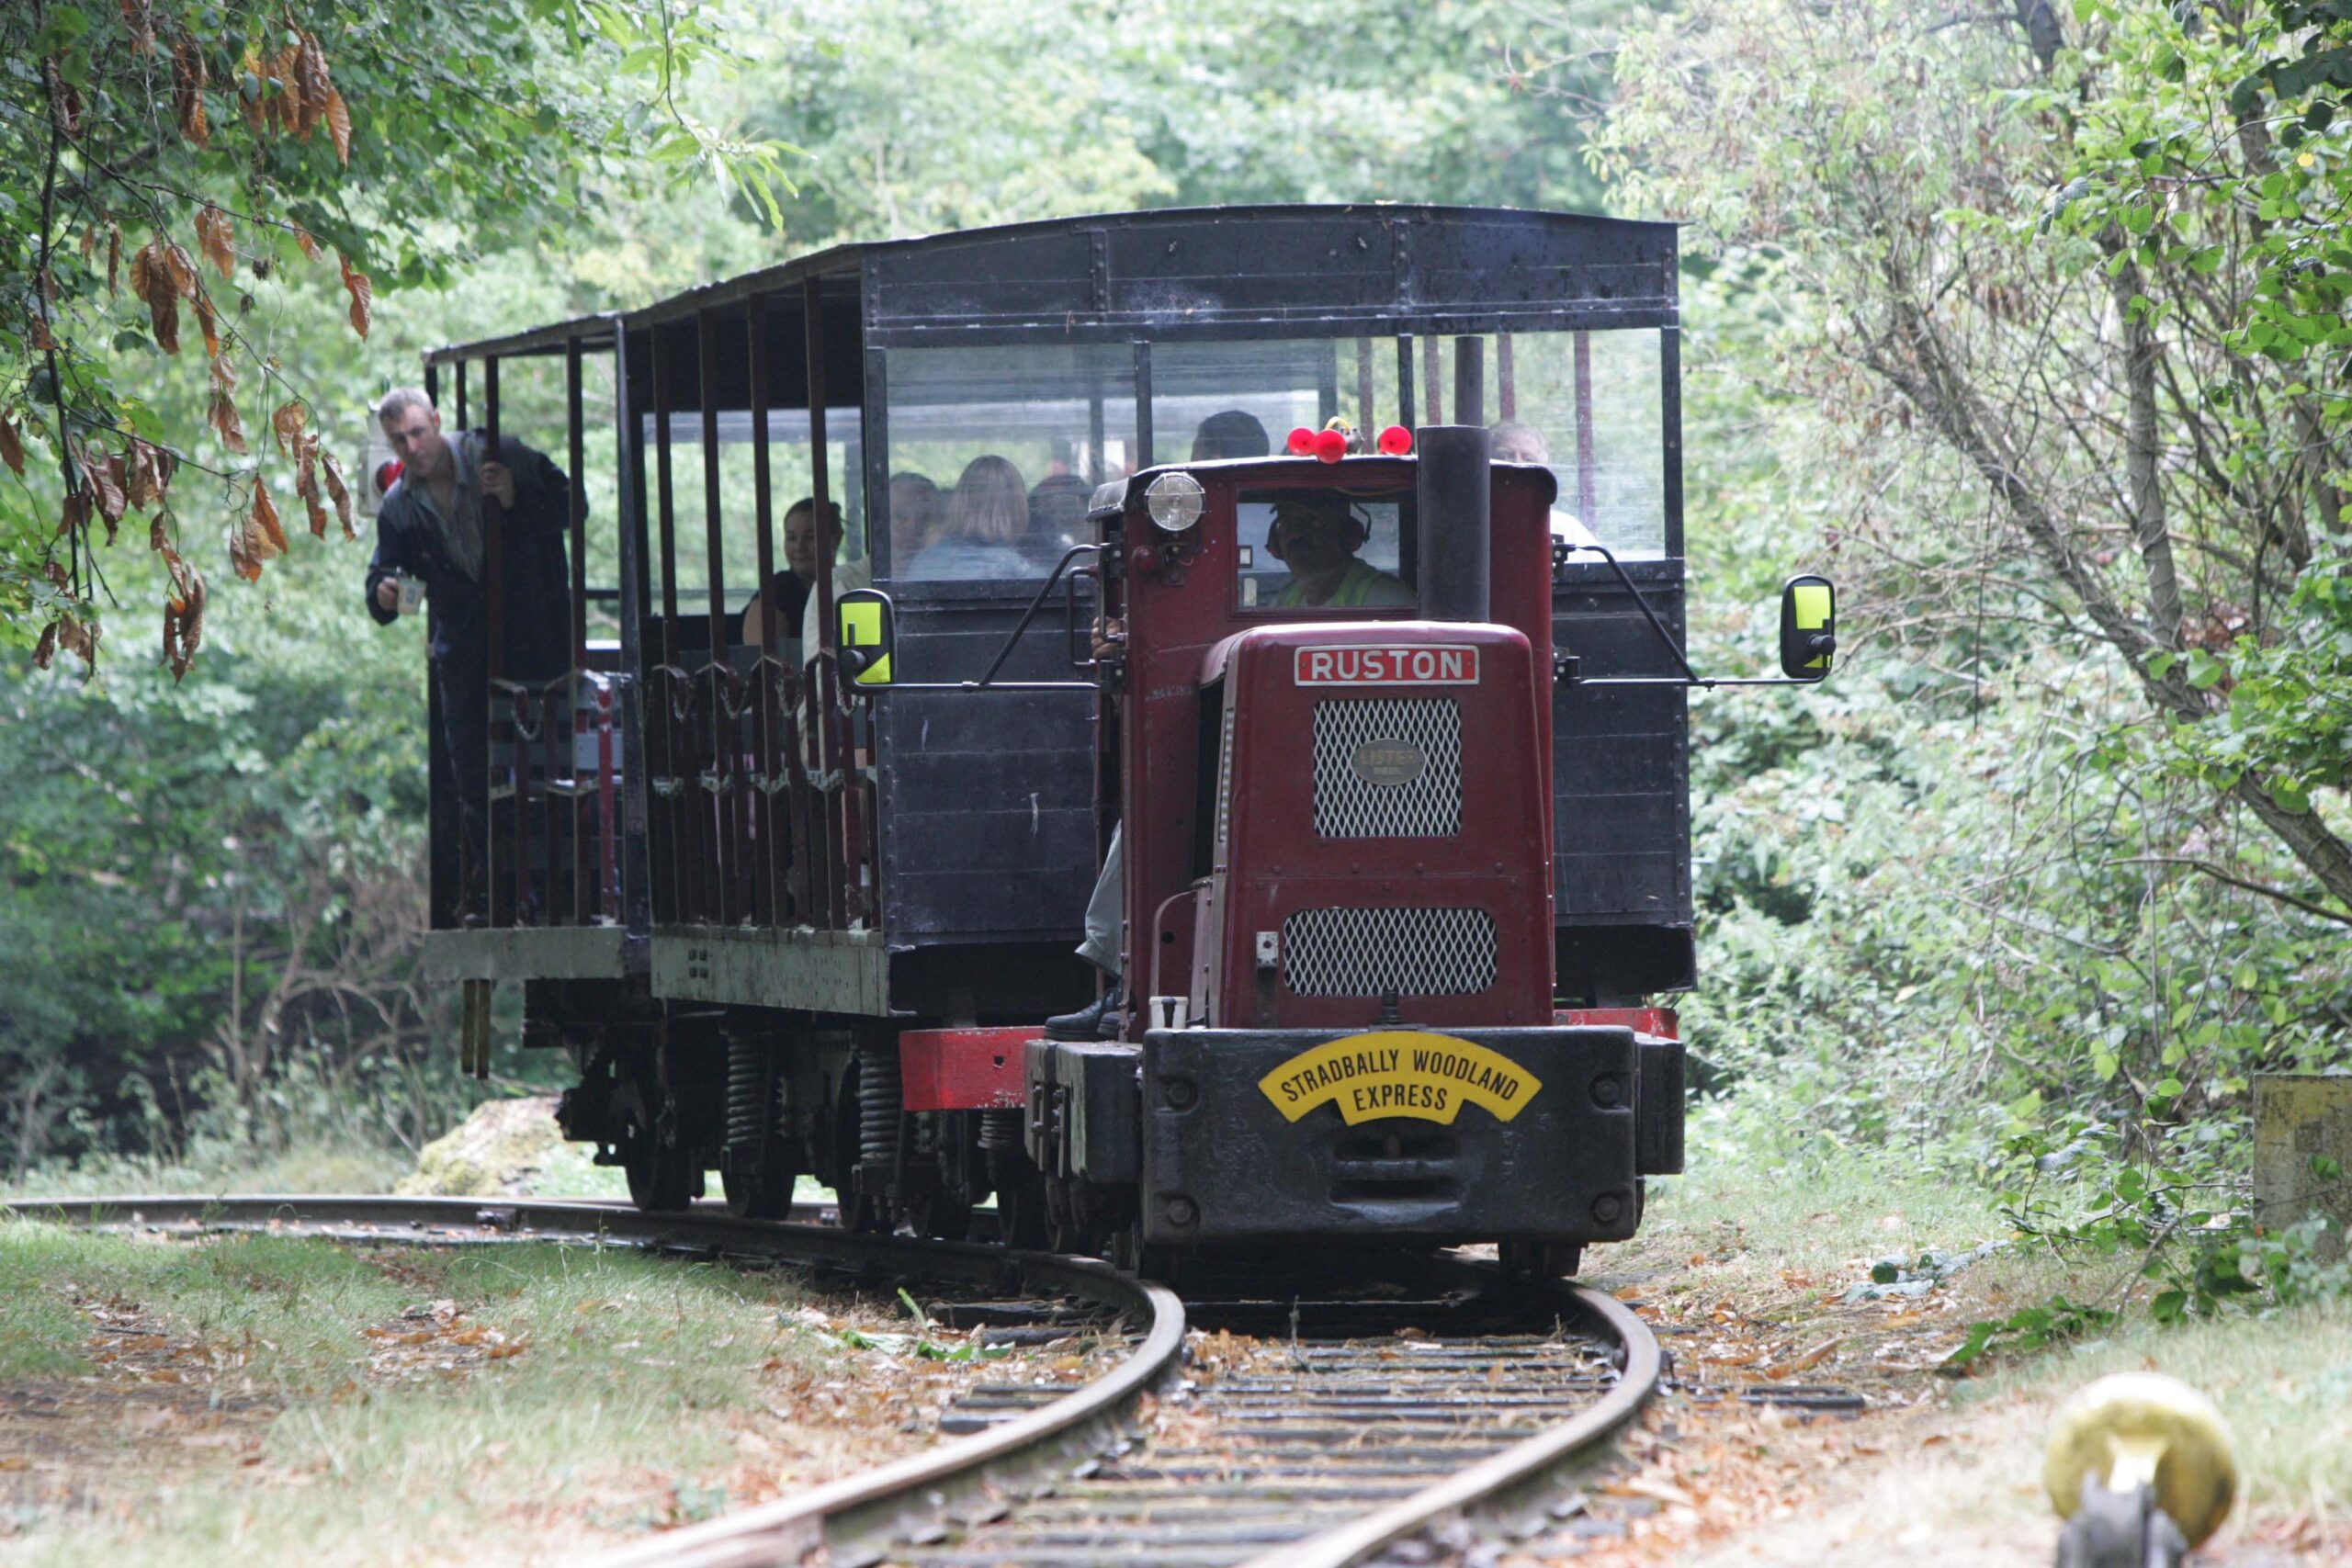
[0,1222,1096,1566]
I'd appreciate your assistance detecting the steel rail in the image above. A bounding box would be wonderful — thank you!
[0,1194,1184,1568]
[1238,1280,1660,1568]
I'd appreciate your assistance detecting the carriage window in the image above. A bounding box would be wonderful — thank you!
[883,343,1137,581]
[1234,486,1415,613]
[1422,330,1668,560]
[639,405,866,647]
[1152,339,1387,465]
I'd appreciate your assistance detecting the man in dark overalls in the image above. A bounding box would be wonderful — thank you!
[363,386,578,918]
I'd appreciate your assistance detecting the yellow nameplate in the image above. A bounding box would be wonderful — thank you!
[1257,1031,1543,1126]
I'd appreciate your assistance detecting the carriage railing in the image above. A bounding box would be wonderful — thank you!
[480,664,627,930]
[639,649,878,932]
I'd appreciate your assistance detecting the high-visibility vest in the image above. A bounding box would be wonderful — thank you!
[1273,559,1412,609]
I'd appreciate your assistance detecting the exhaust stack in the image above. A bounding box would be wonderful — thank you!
[1414,423,1491,624]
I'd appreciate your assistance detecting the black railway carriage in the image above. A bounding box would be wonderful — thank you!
[409,205,1815,1262]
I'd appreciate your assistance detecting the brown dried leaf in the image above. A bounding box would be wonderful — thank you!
[296,433,326,539]
[55,615,96,671]
[0,416,24,479]
[162,242,198,299]
[47,62,84,139]
[251,479,287,555]
[338,252,371,340]
[270,48,299,134]
[121,0,155,55]
[270,400,308,457]
[180,570,207,671]
[324,86,351,164]
[79,226,97,260]
[291,225,320,264]
[193,290,220,360]
[31,622,57,671]
[206,389,247,455]
[320,450,353,539]
[83,448,127,536]
[59,490,89,540]
[173,34,209,148]
[195,206,234,280]
[28,315,57,353]
[229,530,260,582]
[42,560,68,591]
[295,34,328,136]
[126,439,176,510]
[162,558,205,680]
[130,242,181,354]
[107,226,120,296]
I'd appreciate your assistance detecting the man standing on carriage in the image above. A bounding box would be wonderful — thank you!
[363,385,580,919]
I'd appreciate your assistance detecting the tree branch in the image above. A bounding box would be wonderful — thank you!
[2109,854,2352,926]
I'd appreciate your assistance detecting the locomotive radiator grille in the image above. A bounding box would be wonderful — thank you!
[1311,698,1462,838]
[1282,907,1498,997]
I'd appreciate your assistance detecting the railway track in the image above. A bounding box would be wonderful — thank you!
[2,1197,1657,1568]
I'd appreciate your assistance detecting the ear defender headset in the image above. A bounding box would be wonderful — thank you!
[1263,496,1373,561]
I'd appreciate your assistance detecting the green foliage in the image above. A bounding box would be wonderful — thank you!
[1946,1117,2352,1367]
[737,0,1633,251]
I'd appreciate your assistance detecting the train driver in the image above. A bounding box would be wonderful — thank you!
[1262,491,1414,609]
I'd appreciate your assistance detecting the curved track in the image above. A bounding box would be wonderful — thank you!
[2,1197,1658,1568]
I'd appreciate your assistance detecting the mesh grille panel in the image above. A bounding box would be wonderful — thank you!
[1282,908,1498,997]
[1311,699,1462,838]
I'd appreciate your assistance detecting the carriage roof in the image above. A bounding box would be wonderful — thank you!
[421,204,1679,368]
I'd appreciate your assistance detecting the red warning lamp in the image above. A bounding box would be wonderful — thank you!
[1311,428,1348,464]
[1286,426,1317,457]
[1376,424,1413,456]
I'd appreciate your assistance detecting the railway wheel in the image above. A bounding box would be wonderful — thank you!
[623,1130,695,1212]
[721,1158,797,1220]
[905,1185,974,1242]
[1107,1220,1177,1283]
[989,1150,1050,1249]
[613,1077,695,1213]
[1498,1240,1583,1280]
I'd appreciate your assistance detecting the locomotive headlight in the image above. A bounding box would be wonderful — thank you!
[1145,472,1206,534]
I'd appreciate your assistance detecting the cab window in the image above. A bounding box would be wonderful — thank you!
[1234,486,1415,613]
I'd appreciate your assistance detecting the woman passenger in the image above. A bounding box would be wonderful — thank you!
[888,471,944,571]
[910,456,1030,580]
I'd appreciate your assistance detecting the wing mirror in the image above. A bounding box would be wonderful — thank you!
[1779,575,1837,681]
[835,588,895,687]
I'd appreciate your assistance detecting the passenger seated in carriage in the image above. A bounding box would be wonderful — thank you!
[888,471,944,570]
[1023,472,1092,569]
[738,495,844,652]
[910,456,1031,580]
